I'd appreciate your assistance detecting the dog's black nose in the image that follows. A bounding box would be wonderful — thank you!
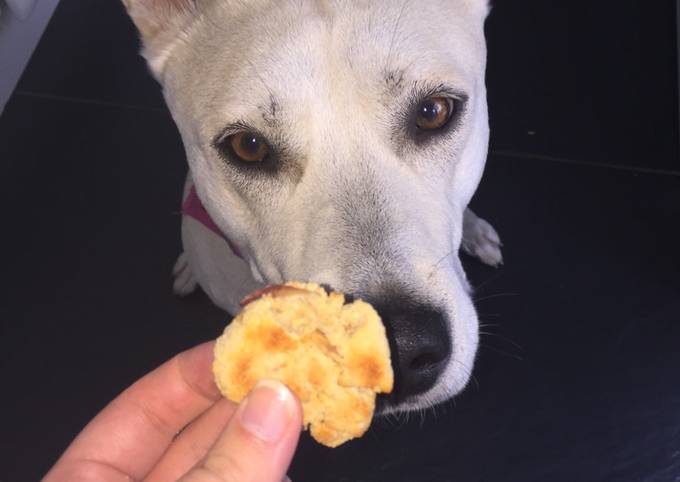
[371,299,451,401]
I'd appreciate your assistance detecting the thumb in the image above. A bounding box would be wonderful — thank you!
[180,380,302,482]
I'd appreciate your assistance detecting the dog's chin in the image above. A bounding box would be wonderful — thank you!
[375,367,473,416]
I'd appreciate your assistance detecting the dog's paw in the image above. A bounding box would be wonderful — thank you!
[461,210,503,267]
[172,252,198,296]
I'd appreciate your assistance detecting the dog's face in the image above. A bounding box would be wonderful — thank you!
[124,0,489,413]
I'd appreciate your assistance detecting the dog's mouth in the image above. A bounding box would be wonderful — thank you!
[375,392,392,414]
[318,283,452,410]
[373,349,450,414]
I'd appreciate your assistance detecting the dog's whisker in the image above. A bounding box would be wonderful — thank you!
[429,394,444,423]
[389,412,403,429]
[384,0,411,72]
[451,357,480,391]
[479,343,524,361]
[426,248,456,281]
[471,269,506,293]
[429,400,438,423]
[382,412,397,428]
[479,331,524,351]
[471,374,480,391]
[242,58,278,105]
[420,395,435,426]
[478,322,502,329]
[478,331,494,336]
[403,411,411,428]
[473,292,519,303]
[384,411,397,427]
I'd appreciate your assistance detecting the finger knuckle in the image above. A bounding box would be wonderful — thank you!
[201,450,251,482]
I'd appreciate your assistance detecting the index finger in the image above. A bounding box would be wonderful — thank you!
[45,341,222,481]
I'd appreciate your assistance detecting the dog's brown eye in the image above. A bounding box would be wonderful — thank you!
[415,97,454,130]
[229,132,269,162]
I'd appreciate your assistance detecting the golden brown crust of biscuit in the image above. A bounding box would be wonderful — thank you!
[213,282,393,447]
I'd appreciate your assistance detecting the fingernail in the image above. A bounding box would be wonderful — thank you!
[239,380,293,442]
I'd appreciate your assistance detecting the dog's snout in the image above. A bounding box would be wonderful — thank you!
[372,299,451,401]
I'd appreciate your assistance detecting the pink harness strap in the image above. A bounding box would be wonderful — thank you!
[181,186,244,259]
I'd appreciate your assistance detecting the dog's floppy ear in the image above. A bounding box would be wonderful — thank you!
[121,0,197,76]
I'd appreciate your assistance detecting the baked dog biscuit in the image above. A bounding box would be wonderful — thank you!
[213,282,394,447]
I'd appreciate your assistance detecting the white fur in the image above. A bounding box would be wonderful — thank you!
[124,0,499,413]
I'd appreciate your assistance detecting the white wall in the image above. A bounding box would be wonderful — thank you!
[0,0,60,115]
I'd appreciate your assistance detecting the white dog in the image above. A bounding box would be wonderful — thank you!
[122,0,501,414]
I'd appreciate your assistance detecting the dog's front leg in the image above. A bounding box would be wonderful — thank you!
[461,208,503,266]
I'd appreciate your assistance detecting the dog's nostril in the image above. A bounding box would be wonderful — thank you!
[370,297,451,401]
[410,352,442,371]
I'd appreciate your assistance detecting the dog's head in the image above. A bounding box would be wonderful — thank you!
[124,0,490,413]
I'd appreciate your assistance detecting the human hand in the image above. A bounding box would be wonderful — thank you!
[43,341,302,482]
